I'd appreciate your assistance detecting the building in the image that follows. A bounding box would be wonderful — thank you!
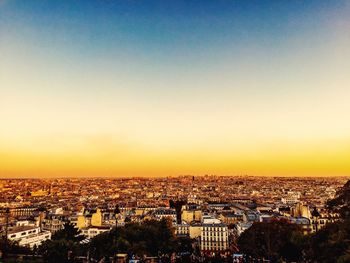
[219,212,243,225]
[181,207,202,224]
[202,215,221,224]
[81,226,111,239]
[175,223,190,237]
[42,214,66,233]
[235,222,253,237]
[0,207,37,218]
[7,226,51,248]
[310,208,340,233]
[153,208,177,222]
[189,223,202,239]
[175,222,202,239]
[91,209,103,226]
[291,203,312,218]
[200,223,229,252]
[281,191,301,205]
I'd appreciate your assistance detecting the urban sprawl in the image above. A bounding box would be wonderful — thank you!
[0,176,348,262]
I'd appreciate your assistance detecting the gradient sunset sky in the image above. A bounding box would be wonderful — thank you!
[1,0,350,178]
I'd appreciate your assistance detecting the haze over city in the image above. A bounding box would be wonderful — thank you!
[1,0,350,178]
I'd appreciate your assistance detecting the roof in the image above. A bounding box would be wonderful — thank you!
[8,225,39,234]
[202,223,227,227]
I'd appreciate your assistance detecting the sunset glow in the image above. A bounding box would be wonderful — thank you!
[1,1,350,177]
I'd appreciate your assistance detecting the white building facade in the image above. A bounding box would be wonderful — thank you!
[200,223,229,253]
[7,226,51,248]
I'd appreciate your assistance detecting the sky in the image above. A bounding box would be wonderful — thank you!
[1,0,350,178]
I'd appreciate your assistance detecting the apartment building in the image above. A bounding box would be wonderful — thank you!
[200,223,229,252]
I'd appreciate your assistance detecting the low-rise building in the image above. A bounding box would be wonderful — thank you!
[7,226,51,248]
[42,214,65,233]
[153,208,177,222]
[81,226,111,239]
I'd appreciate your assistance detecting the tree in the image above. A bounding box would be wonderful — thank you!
[38,222,85,262]
[304,219,350,263]
[304,179,350,262]
[86,218,178,260]
[0,238,32,256]
[38,239,77,263]
[169,199,187,223]
[237,219,303,262]
[327,179,350,218]
[52,222,84,242]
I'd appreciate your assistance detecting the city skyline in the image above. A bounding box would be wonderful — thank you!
[1,0,350,178]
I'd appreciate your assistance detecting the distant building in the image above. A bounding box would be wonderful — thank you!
[0,207,37,218]
[31,189,48,197]
[281,191,301,205]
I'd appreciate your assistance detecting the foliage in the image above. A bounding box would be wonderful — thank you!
[303,219,350,263]
[36,218,191,262]
[0,237,32,256]
[88,218,179,259]
[237,180,350,262]
[52,222,84,242]
[237,219,303,262]
[327,180,350,218]
[38,239,77,263]
[38,222,85,263]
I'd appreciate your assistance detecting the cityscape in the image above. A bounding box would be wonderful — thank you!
[1,0,350,262]
[0,176,349,262]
